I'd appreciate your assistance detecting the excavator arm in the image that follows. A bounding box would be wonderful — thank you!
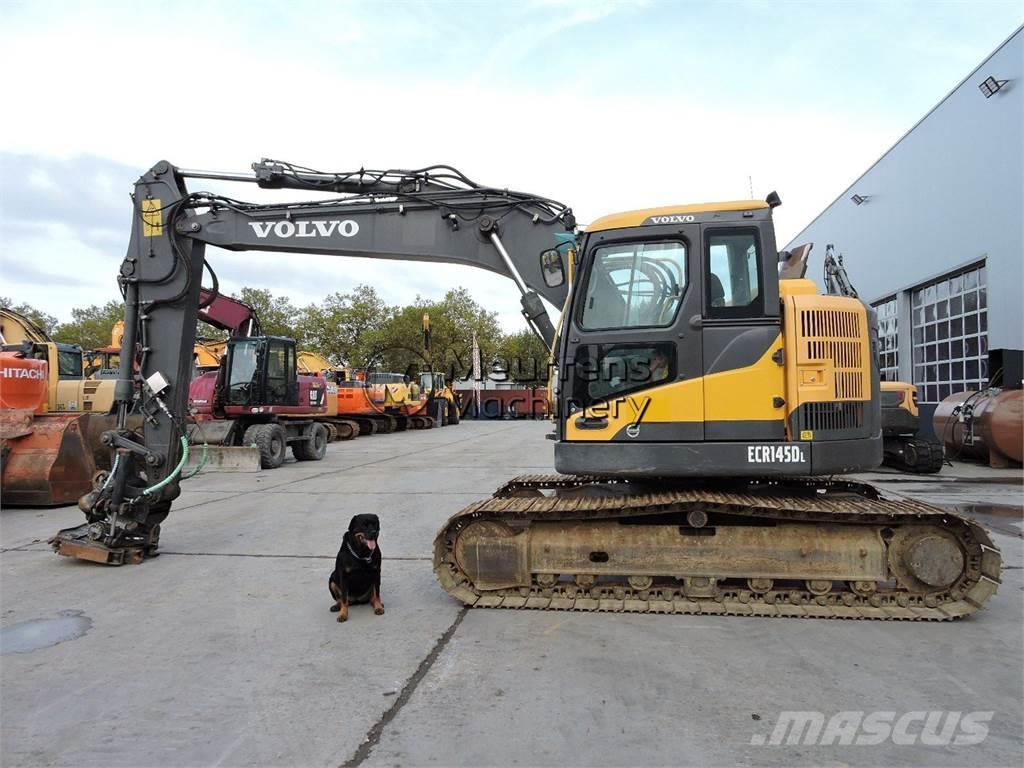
[197,289,262,338]
[823,243,859,298]
[52,159,574,563]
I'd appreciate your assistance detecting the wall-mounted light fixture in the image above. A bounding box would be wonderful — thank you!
[850,194,871,205]
[979,75,1008,98]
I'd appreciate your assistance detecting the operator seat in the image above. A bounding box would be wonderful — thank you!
[710,273,726,307]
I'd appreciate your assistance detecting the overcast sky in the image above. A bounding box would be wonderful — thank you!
[1,1,1021,331]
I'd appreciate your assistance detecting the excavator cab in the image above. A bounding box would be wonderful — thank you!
[7,341,84,380]
[419,371,446,396]
[223,336,298,407]
[555,201,879,477]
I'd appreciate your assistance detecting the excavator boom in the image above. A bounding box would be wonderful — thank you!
[50,159,573,563]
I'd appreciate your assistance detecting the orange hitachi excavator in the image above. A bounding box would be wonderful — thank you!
[1,307,117,505]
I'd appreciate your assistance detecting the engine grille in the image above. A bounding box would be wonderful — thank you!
[800,309,866,400]
[800,401,865,433]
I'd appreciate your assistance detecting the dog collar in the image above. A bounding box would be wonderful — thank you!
[346,539,373,562]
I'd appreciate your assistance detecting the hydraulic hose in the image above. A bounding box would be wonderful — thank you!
[181,442,208,480]
[136,436,190,499]
[100,454,121,491]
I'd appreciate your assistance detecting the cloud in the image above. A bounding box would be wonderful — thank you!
[0,248,85,288]
[0,151,539,327]
[1,2,1020,328]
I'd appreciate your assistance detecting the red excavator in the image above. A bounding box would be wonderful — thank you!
[186,290,335,469]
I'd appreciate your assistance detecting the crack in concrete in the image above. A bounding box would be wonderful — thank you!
[341,607,467,768]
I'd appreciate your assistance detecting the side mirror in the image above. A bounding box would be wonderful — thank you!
[540,248,565,288]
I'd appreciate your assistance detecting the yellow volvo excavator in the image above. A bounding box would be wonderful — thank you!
[50,160,1000,619]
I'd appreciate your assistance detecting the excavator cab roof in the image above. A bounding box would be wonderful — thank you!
[586,199,771,233]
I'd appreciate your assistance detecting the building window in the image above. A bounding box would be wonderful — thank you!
[873,296,898,382]
[911,263,987,405]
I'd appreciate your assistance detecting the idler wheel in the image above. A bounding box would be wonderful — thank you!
[905,534,965,588]
[888,526,966,592]
[453,520,525,590]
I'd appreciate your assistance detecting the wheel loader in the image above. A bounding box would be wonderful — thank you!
[49,159,1001,621]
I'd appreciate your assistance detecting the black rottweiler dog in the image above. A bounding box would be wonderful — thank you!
[329,513,384,622]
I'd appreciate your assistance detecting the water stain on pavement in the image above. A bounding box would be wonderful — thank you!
[947,503,1023,538]
[1,610,92,655]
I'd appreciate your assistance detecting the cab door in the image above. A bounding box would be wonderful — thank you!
[700,225,786,439]
[264,338,298,406]
[561,224,704,443]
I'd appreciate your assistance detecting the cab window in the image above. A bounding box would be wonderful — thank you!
[229,341,258,387]
[705,230,763,317]
[57,348,83,379]
[580,241,687,330]
[265,341,290,401]
[571,342,676,408]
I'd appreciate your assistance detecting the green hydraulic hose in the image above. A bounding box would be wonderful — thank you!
[135,436,190,500]
[100,454,121,491]
[181,441,208,480]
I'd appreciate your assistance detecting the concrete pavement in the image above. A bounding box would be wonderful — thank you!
[2,421,1021,767]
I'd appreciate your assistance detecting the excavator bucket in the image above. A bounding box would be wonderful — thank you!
[185,422,261,472]
[1,412,98,507]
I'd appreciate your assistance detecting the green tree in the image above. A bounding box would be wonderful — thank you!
[234,287,303,343]
[494,329,550,386]
[0,296,59,337]
[51,300,124,350]
[368,288,502,381]
[297,285,393,366]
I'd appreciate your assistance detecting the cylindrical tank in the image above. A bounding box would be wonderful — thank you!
[933,389,1023,467]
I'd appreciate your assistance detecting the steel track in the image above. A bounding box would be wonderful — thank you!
[432,474,1002,620]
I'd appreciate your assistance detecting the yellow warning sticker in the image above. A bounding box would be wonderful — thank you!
[800,430,814,441]
[142,199,163,236]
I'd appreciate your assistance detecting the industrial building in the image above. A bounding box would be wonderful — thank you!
[786,26,1023,428]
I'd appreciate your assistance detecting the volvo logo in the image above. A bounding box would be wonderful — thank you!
[248,220,360,239]
[645,214,695,225]
[625,423,641,439]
